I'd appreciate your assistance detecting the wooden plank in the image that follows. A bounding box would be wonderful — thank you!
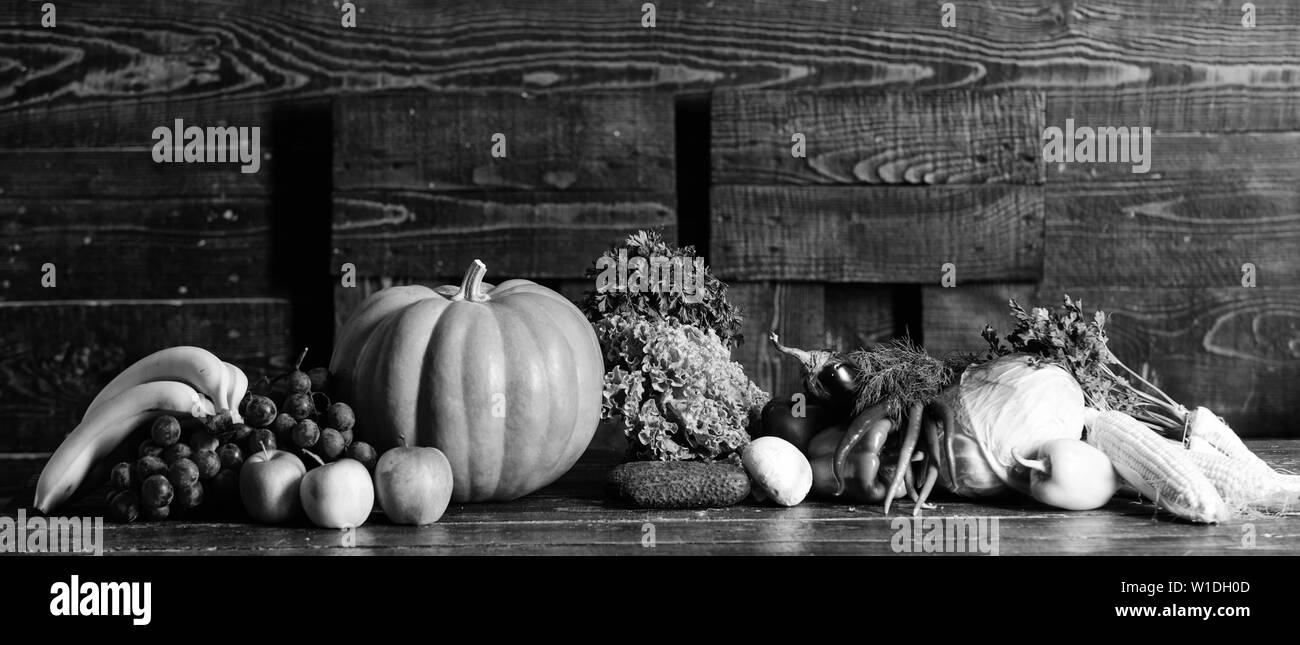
[331,190,675,280]
[1,2,1297,116]
[0,298,293,452]
[1046,86,1300,134]
[824,285,896,351]
[712,89,1044,185]
[711,185,1044,282]
[1045,132,1300,184]
[1027,287,1300,438]
[334,93,675,193]
[0,151,268,199]
[0,199,271,299]
[921,283,1038,356]
[727,282,826,400]
[1044,184,1300,289]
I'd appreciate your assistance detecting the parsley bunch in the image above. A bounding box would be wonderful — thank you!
[983,295,1187,431]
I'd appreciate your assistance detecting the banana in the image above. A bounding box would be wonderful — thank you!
[37,380,216,514]
[82,346,231,422]
[223,361,249,422]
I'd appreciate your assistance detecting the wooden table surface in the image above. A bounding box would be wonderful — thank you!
[4,441,1300,556]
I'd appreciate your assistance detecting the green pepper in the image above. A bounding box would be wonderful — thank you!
[808,425,903,503]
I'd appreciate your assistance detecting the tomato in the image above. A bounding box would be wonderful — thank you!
[757,396,841,453]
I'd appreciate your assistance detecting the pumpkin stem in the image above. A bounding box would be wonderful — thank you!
[455,259,490,302]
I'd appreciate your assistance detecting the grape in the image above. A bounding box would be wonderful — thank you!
[194,450,222,480]
[109,462,133,490]
[315,428,345,460]
[344,441,378,472]
[247,428,277,454]
[203,410,234,436]
[141,504,171,521]
[244,395,277,428]
[283,393,315,420]
[108,491,140,523]
[217,443,244,470]
[175,482,204,509]
[133,456,167,483]
[229,423,253,446]
[324,403,355,433]
[292,419,320,449]
[138,441,164,459]
[166,458,199,489]
[162,442,193,466]
[286,370,312,394]
[190,432,220,453]
[150,415,182,446]
[338,429,354,447]
[141,474,174,508]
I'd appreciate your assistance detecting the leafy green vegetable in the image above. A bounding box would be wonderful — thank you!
[596,314,769,463]
[580,230,744,349]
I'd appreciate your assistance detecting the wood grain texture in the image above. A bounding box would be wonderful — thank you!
[2,1,1297,125]
[7,444,1300,555]
[713,89,1044,185]
[0,299,292,452]
[331,190,675,280]
[727,282,826,400]
[334,93,675,193]
[0,199,271,300]
[1044,184,1300,288]
[1027,287,1300,437]
[711,185,1044,282]
[824,285,897,352]
[922,283,1038,356]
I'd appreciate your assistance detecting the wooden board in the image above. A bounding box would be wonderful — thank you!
[712,89,1044,185]
[331,190,675,280]
[1044,186,1300,289]
[710,185,1044,283]
[0,298,293,452]
[334,93,675,193]
[0,199,272,300]
[1027,286,1300,437]
[921,283,1038,356]
[3,2,1297,110]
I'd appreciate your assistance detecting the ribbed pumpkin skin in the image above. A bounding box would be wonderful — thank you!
[330,270,602,502]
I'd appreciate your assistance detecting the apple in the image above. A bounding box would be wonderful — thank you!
[374,447,454,525]
[300,458,374,529]
[239,450,306,524]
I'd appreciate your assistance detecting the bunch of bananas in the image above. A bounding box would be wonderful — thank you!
[35,346,249,513]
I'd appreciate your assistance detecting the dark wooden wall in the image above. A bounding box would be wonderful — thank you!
[3,0,1299,461]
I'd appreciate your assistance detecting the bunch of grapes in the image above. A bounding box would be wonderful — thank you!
[240,351,377,475]
[105,414,243,523]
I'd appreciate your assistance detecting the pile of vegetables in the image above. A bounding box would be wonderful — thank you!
[762,295,1300,523]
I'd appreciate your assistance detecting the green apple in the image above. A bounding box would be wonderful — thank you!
[300,458,374,529]
[374,447,454,525]
[239,449,306,523]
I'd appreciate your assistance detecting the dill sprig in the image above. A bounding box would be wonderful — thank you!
[847,338,952,417]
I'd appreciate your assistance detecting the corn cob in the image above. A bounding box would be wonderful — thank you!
[1084,408,1232,523]
[1185,406,1274,472]
[1182,449,1300,514]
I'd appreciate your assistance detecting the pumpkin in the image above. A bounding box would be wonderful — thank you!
[329,259,603,502]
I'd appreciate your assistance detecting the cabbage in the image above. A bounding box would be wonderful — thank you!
[927,354,1085,497]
